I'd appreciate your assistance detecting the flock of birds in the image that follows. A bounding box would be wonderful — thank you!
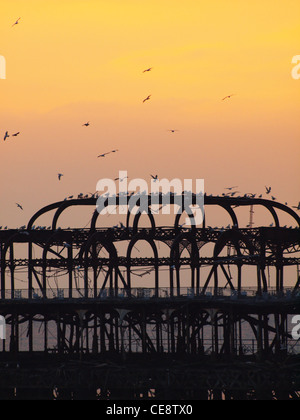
[2,17,300,227]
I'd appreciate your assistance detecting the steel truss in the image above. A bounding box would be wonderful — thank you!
[0,194,299,400]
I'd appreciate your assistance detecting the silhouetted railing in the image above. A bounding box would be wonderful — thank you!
[2,287,299,301]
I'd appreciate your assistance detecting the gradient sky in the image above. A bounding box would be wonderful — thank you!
[0,0,299,230]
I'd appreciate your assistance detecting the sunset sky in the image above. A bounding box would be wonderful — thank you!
[0,0,299,230]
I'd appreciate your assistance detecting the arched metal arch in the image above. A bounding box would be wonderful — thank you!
[27,195,300,232]
[126,232,159,295]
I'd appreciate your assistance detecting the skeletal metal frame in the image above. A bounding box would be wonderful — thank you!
[0,195,299,360]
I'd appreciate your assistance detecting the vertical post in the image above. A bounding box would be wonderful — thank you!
[263,315,269,356]
[68,245,73,299]
[29,242,33,299]
[29,316,33,353]
[10,245,15,299]
[44,319,48,353]
[214,264,218,296]
[0,243,5,300]
[237,264,242,294]
[142,309,147,354]
[196,266,200,296]
[170,266,174,298]
[191,267,195,292]
[176,266,180,297]
[100,312,106,353]
[155,265,159,298]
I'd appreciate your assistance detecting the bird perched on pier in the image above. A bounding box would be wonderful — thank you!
[292,202,300,211]
[265,186,271,194]
[143,95,151,103]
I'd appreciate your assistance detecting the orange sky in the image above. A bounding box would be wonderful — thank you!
[0,0,299,229]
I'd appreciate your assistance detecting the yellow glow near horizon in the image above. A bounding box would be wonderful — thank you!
[1,0,299,112]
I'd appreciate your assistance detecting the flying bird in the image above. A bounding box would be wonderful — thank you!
[58,173,63,181]
[225,186,238,190]
[114,176,128,182]
[143,67,152,73]
[12,132,20,137]
[222,94,236,101]
[82,122,90,127]
[16,203,23,210]
[168,130,179,133]
[98,152,111,158]
[151,175,158,182]
[143,95,151,103]
[12,18,21,27]
[292,202,300,211]
[98,149,119,158]
[3,132,9,141]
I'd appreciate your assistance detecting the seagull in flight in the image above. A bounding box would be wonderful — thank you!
[225,186,238,190]
[12,18,21,27]
[143,95,151,103]
[114,176,128,182]
[3,132,9,141]
[151,175,158,182]
[168,130,179,133]
[98,152,110,158]
[58,173,63,181]
[292,202,300,211]
[12,132,20,137]
[97,150,118,158]
[82,122,90,127]
[16,203,23,210]
[222,94,236,101]
[143,68,153,73]
[265,186,271,194]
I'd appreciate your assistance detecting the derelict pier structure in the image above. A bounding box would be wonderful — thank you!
[0,194,299,400]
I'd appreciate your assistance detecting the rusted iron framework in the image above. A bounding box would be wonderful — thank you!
[0,194,299,399]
